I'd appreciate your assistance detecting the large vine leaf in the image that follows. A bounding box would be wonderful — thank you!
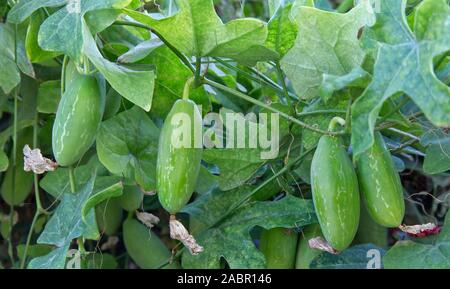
[311,244,386,269]
[28,244,70,269]
[0,23,20,94]
[421,129,450,174]
[264,2,298,58]
[29,175,99,269]
[8,0,131,60]
[280,0,375,100]
[203,149,266,191]
[351,0,450,158]
[130,45,211,119]
[124,0,267,59]
[81,20,155,111]
[383,212,450,269]
[96,106,160,191]
[37,175,99,247]
[182,186,255,232]
[182,195,317,269]
[40,156,108,198]
[7,0,66,23]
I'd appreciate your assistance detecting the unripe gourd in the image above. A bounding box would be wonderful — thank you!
[52,74,104,167]
[156,99,202,214]
[311,134,360,251]
[123,218,179,269]
[356,132,405,227]
[260,228,298,269]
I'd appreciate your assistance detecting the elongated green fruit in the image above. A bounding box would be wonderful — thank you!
[157,99,202,214]
[0,128,34,206]
[356,132,405,227]
[260,228,298,269]
[353,200,388,248]
[295,224,323,269]
[311,135,360,251]
[52,75,104,166]
[123,219,179,269]
[95,198,123,236]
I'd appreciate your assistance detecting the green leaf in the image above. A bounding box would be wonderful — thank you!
[319,67,371,102]
[97,106,160,191]
[136,45,211,118]
[81,20,155,111]
[203,149,265,191]
[182,186,254,232]
[311,244,386,269]
[421,130,450,174]
[37,175,99,247]
[351,0,450,158]
[26,10,62,63]
[265,3,297,58]
[81,177,123,223]
[40,156,107,198]
[0,23,20,94]
[28,244,70,269]
[32,0,131,60]
[0,150,9,172]
[7,0,66,23]
[280,0,375,99]
[124,0,267,59]
[383,212,450,269]
[117,38,163,64]
[182,195,317,269]
[37,80,61,114]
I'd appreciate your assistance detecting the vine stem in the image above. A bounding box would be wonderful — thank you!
[20,113,45,269]
[183,77,195,100]
[275,62,292,107]
[61,55,69,95]
[194,57,202,87]
[203,78,345,136]
[297,109,346,117]
[7,23,19,266]
[69,166,77,193]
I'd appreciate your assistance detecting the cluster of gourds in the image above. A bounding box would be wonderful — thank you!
[260,117,405,268]
[53,71,404,268]
[52,72,201,268]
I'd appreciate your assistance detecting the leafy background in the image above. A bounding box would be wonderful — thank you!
[0,0,448,269]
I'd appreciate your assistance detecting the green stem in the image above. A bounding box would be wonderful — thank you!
[183,77,195,100]
[61,55,69,95]
[203,78,345,136]
[344,94,353,133]
[20,113,47,269]
[69,166,77,193]
[249,66,299,102]
[297,109,346,117]
[113,20,195,73]
[275,62,292,107]
[387,127,420,141]
[213,57,288,98]
[194,57,202,87]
